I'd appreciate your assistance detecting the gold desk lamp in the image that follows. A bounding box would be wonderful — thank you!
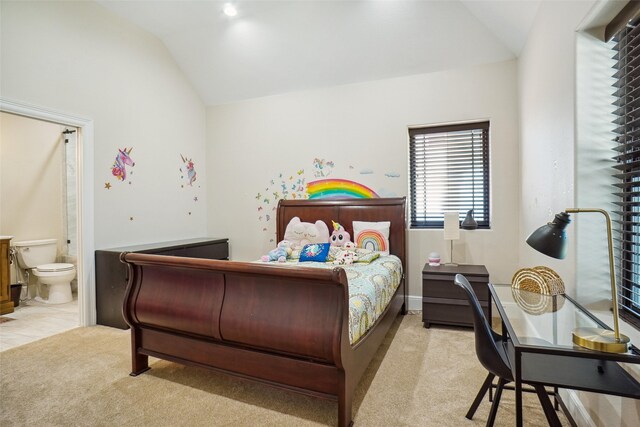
[526,208,630,353]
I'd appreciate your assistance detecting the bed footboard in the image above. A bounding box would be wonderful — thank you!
[121,253,362,422]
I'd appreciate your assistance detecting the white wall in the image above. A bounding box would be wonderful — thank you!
[0,112,66,252]
[0,0,207,250]
[519,1,640,425]
[207,59,520,301]
[518,0,596,292]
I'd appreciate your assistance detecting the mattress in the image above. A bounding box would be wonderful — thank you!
[282,255,403,344]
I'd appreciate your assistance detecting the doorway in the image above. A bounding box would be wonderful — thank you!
[0,98,95,330]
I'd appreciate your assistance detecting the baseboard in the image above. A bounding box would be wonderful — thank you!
[558,389,595,427]
[407,295,421,311]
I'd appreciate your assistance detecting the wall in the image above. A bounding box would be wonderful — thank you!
[519,0,640,425]
[0,112,66,254]
[207,59,520,302]
[0,0,207,250]
[518,0,596,291]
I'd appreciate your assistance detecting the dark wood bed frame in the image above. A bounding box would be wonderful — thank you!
[121,197,407,426]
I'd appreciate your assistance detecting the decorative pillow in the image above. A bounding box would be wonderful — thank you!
[283,217,330,251]
[353,221,390,255]
[299,243,331,262]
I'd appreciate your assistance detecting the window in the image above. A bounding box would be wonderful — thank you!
[612,17,640,327]
[409,121,490,228]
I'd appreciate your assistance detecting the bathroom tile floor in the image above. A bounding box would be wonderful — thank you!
[0,296,78,352]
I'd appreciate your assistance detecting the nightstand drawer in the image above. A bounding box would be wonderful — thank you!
[423,298,489,328]
[421,264,489,328]
[422,276,489,301]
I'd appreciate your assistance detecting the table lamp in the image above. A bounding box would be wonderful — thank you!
[526,208,630,353]
[444,212,460,266]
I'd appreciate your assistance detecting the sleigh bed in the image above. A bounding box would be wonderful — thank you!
[121,197,407,426]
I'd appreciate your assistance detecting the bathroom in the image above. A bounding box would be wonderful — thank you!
[0,111,79,351]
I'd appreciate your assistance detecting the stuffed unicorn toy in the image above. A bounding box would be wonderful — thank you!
[330,221,351,247]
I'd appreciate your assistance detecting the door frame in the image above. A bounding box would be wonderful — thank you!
[1,97,95,326]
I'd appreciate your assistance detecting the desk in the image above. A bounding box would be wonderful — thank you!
[489,284,640,427]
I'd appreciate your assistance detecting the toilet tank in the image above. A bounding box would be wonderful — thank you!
[13,239,58,269]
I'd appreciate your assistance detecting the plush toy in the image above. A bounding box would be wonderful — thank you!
[261,240,292,263]
[332,242,359,265]
[330,220,351,247]
[283,217,330,251]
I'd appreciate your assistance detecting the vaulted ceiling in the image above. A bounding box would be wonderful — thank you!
[97,1,541,105]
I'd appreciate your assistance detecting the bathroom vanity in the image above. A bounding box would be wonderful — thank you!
[94,237,228,329]
[0,237,15,314]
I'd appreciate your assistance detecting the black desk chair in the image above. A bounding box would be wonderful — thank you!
[453,274,561,427]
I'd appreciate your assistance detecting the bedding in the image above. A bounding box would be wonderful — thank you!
[269,255,403,343]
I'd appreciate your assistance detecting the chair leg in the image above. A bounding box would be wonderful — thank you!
[533,385,562,427]
[466,373,495,420]
[554,386,559,411]
[486,377,507,427]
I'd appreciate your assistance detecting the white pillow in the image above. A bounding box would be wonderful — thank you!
[352,221,390,255]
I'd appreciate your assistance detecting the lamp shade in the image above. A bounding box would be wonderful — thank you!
[525,212,571,259]
[443,212,460,240]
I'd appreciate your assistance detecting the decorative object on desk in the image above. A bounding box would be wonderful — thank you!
[428,252,441,267]
[511,286,564,315]
[443,212,459,266]
[461,209,478,230]
[527,208,630,354]
[512,266,565,295]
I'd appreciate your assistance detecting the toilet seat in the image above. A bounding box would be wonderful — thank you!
[36,263,75,273]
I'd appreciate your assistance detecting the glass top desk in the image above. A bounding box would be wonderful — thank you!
[489,284,640,427]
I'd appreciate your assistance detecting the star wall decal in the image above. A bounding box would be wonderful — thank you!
[194,197,198,202]
[104,182,111,189]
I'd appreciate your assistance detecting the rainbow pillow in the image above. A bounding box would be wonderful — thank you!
[353,221,390,255]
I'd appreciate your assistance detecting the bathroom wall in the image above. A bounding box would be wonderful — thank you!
[0,112,67,253]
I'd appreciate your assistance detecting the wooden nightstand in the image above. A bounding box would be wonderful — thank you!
[422,264,489,328]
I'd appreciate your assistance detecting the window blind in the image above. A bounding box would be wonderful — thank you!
[612,17,640,326]
[409,121,490,228]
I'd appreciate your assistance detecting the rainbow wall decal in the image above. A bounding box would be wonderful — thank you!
[355,229,388,252]
[306,179,379,199]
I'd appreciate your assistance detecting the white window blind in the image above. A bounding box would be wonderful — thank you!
[409,121,490,228]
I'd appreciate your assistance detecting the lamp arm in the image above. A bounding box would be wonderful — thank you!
[566,208,621,341]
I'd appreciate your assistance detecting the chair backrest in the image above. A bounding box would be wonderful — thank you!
[453,274,512,380]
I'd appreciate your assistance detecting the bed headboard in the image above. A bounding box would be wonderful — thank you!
[276,197,407,270]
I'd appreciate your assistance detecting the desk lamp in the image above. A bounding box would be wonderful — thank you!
[526,208,630,353]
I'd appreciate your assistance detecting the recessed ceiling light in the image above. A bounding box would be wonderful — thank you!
[223,3,238,17]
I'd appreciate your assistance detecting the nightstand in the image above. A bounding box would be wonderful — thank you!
[422,264,490,328]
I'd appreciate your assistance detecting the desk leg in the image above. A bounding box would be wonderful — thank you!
[515,351,523,427]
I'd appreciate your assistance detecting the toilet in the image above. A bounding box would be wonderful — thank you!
[13,239,76,304]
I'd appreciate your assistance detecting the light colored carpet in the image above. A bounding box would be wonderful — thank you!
[0,314,567,426]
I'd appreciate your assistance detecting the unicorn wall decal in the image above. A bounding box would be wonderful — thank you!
[111,147,135,181]
[180,154,197,186]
